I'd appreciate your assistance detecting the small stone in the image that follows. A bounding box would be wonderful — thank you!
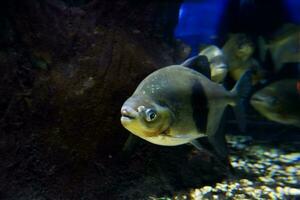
[225,191,234,198]
[252,189,262,198]
[283,187,300,195]
[201,186,212,194]
[215,183,227,192]
[194,189,201,197]
[228,183,240,191]
[233,194,246,199]
[260,185,274,194]
[279,153,300,163]
[238,160,246,166]
[285,166,297,173]
[253,163,265,169]
[267,165,281,171]
[258,176,275,184]
[244,187,254,195]
[231,161,238,168]
[268,192,278,200]
[286,176,298,184]
[297,169,300,176]
[276,186,284,194]
[240,179,253,186]
[264,151,278,158]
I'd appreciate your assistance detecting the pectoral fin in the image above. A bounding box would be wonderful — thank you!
[206,103,228,159]
[190,139,204,151]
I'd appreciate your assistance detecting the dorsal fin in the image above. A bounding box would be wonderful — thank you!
[181,55,211,79]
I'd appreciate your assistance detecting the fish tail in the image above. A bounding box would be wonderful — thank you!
[230,70,253,132]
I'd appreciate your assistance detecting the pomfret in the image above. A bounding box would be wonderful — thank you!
[259,24,300,72]
[121,65,252,158]
[251,79,300,127]
[223,33,265,83]
[198,45,228,83]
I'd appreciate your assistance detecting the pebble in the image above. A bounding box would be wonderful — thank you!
[215,183,227,191]
[201,186,212,194]
[252,189,262,199]
[243,186,254,195]
[225,191,234,198]
[279,153,300,163]
[264,151,279,158]
[268,192,278,200]
[286,176,298,184]
[233,194,246,199]
[285,166,297,173]
[194,189,201,197]
[259,176,275,184]
[253,163,264,169]
[240,179,253,186]
[277,186,300,196]
[231,161,238,168]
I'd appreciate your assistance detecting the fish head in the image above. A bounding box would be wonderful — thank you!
[250,87,282,118]
[211,66,228,83]
[120,96,173,138]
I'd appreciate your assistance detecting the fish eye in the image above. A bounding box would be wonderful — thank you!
[145,109,157,122]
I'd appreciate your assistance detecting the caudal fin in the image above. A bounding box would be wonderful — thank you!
[230,70,253,132]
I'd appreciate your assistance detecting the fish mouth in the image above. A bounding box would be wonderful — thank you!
[121,114,135,120]
[251,96,262,102]
[250,94,266,103]
[120,106,138,121]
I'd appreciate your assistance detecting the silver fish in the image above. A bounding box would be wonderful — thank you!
[251,79,300,127]
[199,45,228,83]
[223,33,265,83]
[259,24,300,72]
[120,65,252,158]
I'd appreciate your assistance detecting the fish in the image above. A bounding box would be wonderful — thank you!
[250,79,300,127]
[120,65,252,159]
[222,33,266,83]
[259,24,300,72]
[199,45,228,83]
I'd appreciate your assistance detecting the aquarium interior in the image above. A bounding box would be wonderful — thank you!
[0,0,299,199]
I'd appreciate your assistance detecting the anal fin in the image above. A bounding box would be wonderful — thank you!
[206,103,228,159]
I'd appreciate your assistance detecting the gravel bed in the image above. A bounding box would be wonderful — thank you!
[152,135,300,200]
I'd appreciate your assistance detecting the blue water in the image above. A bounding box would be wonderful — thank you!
[284,0,300,24]
[175,0,228,55]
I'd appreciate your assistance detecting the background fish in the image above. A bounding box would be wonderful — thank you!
[222,33,266,84]
[199,45,228,83]
[259,24,300,72]
[120,65,252,159]
[251,79,300,127]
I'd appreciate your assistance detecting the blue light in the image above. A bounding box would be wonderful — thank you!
[175,0,228,52]
[285,0,300,24]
